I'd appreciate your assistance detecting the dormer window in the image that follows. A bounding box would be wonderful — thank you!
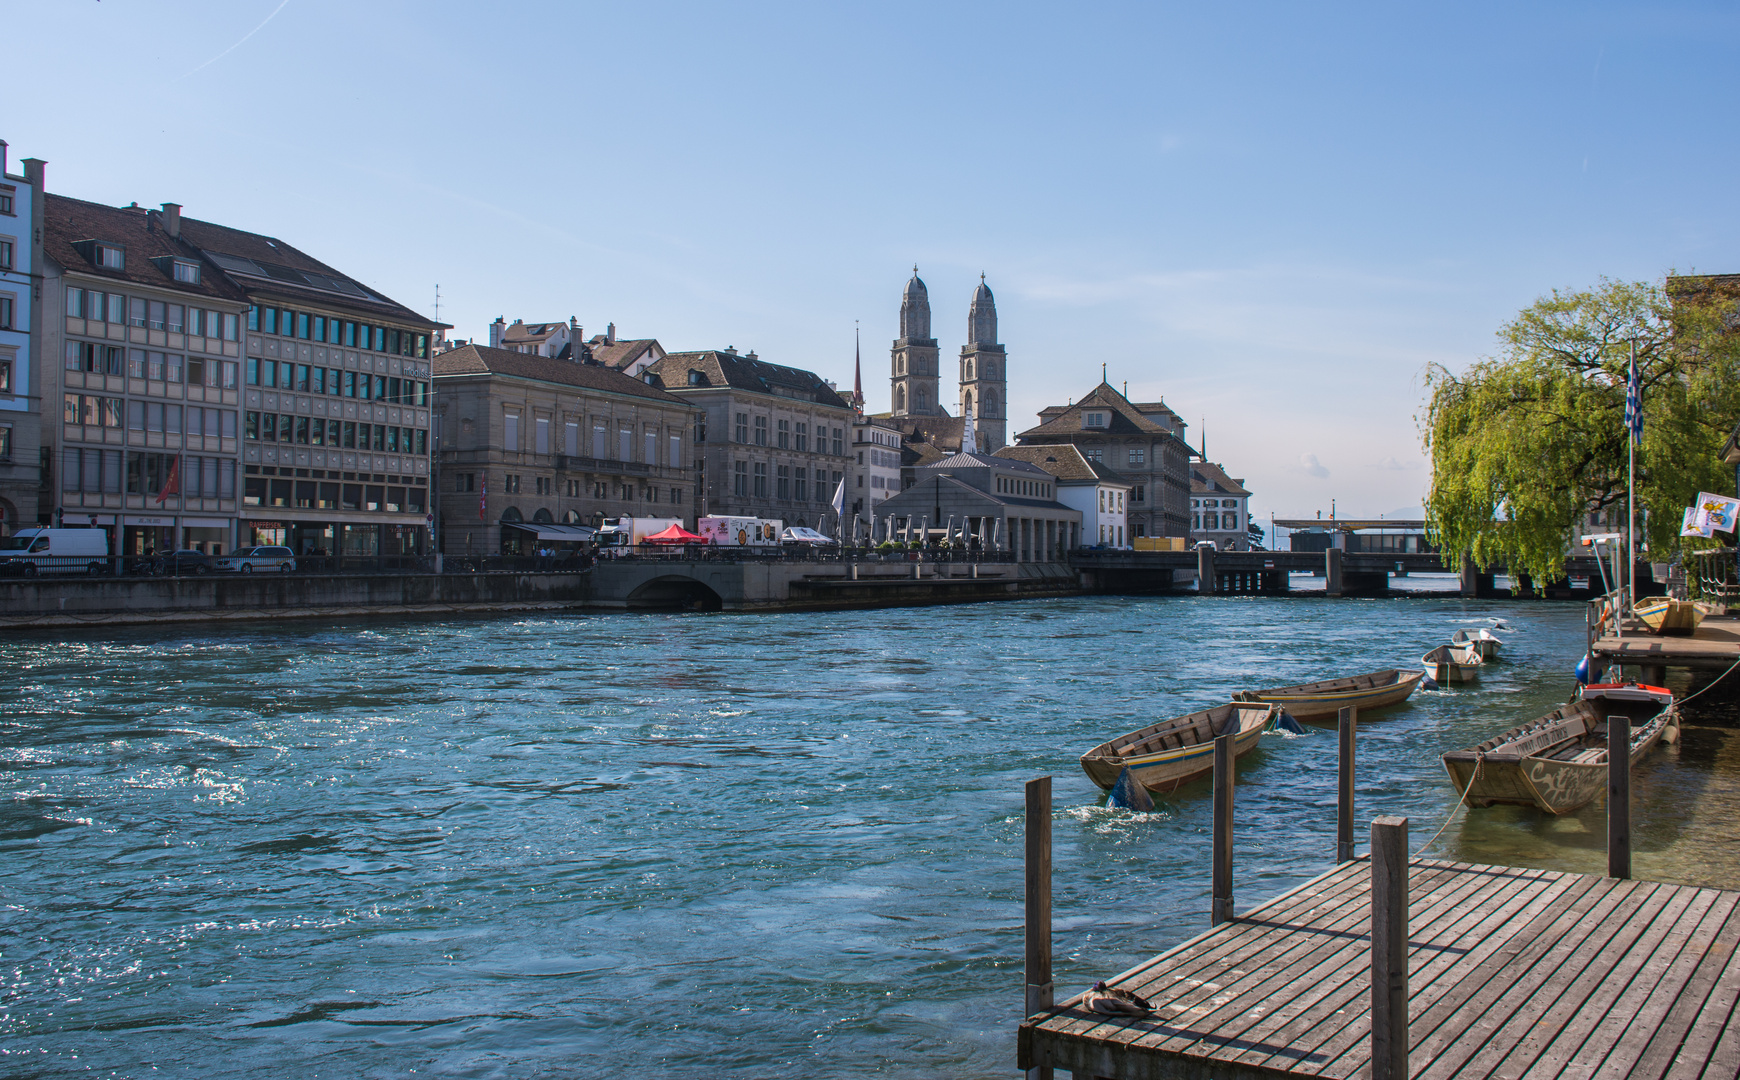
[172,260,200,283]
[688,370,704,386]
[95,243,124,269]
[1082,410,1109,429]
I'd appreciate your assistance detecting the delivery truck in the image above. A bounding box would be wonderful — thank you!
[595,516,686,554]
[697,516,783,547]
[0,527,112,576]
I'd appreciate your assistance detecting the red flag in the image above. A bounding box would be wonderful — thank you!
[156,456,181,505]
[478,473,487,520]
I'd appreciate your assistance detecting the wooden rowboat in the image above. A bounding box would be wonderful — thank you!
[1423,643,1483,684]
[1451,628,1503,660]
[1442,683,1676,815]
[1233,667,1423,722]
[1080,702,1280,796]
[1634,598,1703,636]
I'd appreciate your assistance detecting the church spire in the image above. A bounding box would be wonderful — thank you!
[900,266,931,341]
[852,324,864,412]
[968,273,997,346]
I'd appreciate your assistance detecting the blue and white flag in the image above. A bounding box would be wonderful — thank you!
[1624,358,1643,445]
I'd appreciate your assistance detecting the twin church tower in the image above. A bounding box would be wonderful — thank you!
[886,268,1008,453]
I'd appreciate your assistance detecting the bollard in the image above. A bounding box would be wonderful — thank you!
[1338,707,1357,862]
[1212,731,1235,925]
[1198,543,1217,595]
[1371,816,1409,1080]
[1608,714,1630,880]
[1025,776,1053,1080]
[1326,547,1344,596]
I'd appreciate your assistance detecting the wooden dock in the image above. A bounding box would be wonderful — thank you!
[1019,856,1740,1079]
[1592,613,1740,672]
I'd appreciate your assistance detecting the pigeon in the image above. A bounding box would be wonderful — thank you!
[1084,980,1152,1016]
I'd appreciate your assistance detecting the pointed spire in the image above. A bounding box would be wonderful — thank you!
[852,323,864,411]
[961,401,977,455]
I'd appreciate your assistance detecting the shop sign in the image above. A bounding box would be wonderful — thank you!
[124,516,172,527]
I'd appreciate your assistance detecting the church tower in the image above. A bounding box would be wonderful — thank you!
[958,275,1007,451]
[891,268,941,417]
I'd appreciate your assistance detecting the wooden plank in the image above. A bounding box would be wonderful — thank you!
[1699,979,1740,1080]
[1471,879,1665,1079]
[1405,875,1647,1080]
[1230,864,1569,1075]
[1287,865,1581,1076]
[1657,907,1740,1079]
[1587,890,1740,1080]
[1631,899,1740,1080]
[1539,884,1725,1080]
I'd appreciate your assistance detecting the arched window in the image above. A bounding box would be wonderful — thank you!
[501,506,523,522]
[916,388,927,411]
[898,356,906,374]
[533,507,554,523]
[965,359,974,380]
[895,385,906,411]
[562,509,581,524]
[963,391,974,416]
[984,390,997,416]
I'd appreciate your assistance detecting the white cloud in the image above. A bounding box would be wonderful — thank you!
[1371,456,1423,471]
[1293,453,1330,479]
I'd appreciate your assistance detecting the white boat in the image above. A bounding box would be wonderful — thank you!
[1422,643,1483,684]
[1451,628,1503,660]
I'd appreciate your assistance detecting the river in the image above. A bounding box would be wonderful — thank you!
[3,595,1736,1078]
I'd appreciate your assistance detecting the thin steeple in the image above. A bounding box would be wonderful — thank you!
[852,323,864,411]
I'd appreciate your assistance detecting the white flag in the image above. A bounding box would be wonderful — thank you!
[1694,491,1740,533]
[831,477,846,519]
[1682,506,1715,538]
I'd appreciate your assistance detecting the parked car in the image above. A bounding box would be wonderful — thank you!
[140,550,214,576]
[213,546,297,574]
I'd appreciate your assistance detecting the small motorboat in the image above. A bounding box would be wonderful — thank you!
[1080,702,1281,796]
[1441,683,1677,815]
[1451,628,1503,660]
[1233,667,1424,722]
[1423,643,1483,684]
[1634,598,1703,637]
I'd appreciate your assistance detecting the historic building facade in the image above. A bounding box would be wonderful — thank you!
[875,269,1010,457]
[873,451,1081,560]
[433,343,695,554]
[0,142,44,535]
[1013,381,1193,539]
[1190,461,1253,551]
[995,444,1132,549]
[641,349,853,526]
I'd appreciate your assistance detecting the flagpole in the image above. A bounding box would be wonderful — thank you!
[1628,341,1636,622]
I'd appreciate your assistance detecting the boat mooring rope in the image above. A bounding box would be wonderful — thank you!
[1416,753,1483,857]
[1665,650,1740,710]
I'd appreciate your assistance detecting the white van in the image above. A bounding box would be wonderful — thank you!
[0,527,111,576]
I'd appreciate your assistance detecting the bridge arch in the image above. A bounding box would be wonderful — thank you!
[625,574,723,612]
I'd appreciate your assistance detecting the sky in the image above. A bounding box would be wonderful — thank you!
[8,2,1739,528]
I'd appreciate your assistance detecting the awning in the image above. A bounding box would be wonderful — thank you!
[503,522,598,541]
[644,524,706,544]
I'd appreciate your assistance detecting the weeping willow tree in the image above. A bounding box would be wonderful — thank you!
[1422,276,1740,589]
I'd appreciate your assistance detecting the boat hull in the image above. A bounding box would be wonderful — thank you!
[1237,669,1423,722]
[1423,644,1482,684]
[1635,599,1703,636]
[1081,704,1277,796]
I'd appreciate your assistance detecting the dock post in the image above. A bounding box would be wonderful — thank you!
[1371,816,1409,1080]
[1326,547,1343,597]
[1212,732,1234,925]
[1198,543,1217,595]
[1024,776,1054,1080]
[1459,557,1476,598]
[1607,715,1630,880]
[1337,707,1357,862]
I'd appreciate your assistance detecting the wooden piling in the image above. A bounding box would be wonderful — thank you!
[1370,815,1409,1080]
[1024,775,1054,1066]
[1607,715,1630,880]
[1326,547,1344,596]
[1198,543,1217,595]
[1337,706,1356,862]
[1212,732,1234,925]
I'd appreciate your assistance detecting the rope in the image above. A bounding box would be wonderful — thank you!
[1416,753,1483,857]
[1666,650,1740,710]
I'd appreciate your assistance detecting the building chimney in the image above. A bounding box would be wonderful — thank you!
[22,157,44,195]
[746,350,758,361]
[161,202,182,239]
[606,322,616,345]
[723,345,737,356]
[489,316,505,349]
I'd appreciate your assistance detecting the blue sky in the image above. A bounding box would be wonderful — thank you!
[9,2,1738,526]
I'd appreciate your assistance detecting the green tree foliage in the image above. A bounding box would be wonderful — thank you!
[1421,277,1740,589]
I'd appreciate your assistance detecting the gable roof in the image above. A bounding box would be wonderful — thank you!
[1016,382,1179,442]
[1192,461,1251,497]
[41,195,251,304]
[501,321,568,345]
[642,351,850,409]
[994,444,1130,485]
[432,343,690,406]
[926,450,1051,475]
[586,336,663,371]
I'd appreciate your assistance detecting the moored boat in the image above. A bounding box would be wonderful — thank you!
[1080,702,1281,796]
[1233,667,1424,722]
[1634,598,1703,636]
[1441,683,1676,815]
[1451,628,1503,660]
[1423,643,1483,684]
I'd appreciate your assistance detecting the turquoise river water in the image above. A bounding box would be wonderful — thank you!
[3,594,1738,1078]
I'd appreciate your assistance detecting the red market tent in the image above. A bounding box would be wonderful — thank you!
[644,524,705,544]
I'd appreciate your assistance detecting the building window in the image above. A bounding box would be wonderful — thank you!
[593,422,607,458]
[1129,447,1145,465]
[795,467,808,502]
[832,428,843,456]
[735,412,748,443]
[535,416,550,455]
[733,460,748,496]
[96,243,124,269]
[619,427,632,461]
[504,412,520,451]
[0,239,12,269]
[1084,448,1103,462]
[0,295,12,330]
[753,461,767,497]
[669,433,681,466]
[0,192,11,215]
[795,422,808,452]
[1083,411,1109,428]
[754,415,768,446]
[173,261,200,283]
[777,418,790,449]
[777,464,791,500]
[1133,484,1145,503]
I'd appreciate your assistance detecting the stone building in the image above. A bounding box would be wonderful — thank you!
[995,444,1132,549]
[873,269,1010,458]
[1013,381,1193,539]
[872,451,1081,560]
[0,141,43,535]
[639,348,853,526]
[486,317,667,376]
[432,342,696,554]
[1190,461,1252,551]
